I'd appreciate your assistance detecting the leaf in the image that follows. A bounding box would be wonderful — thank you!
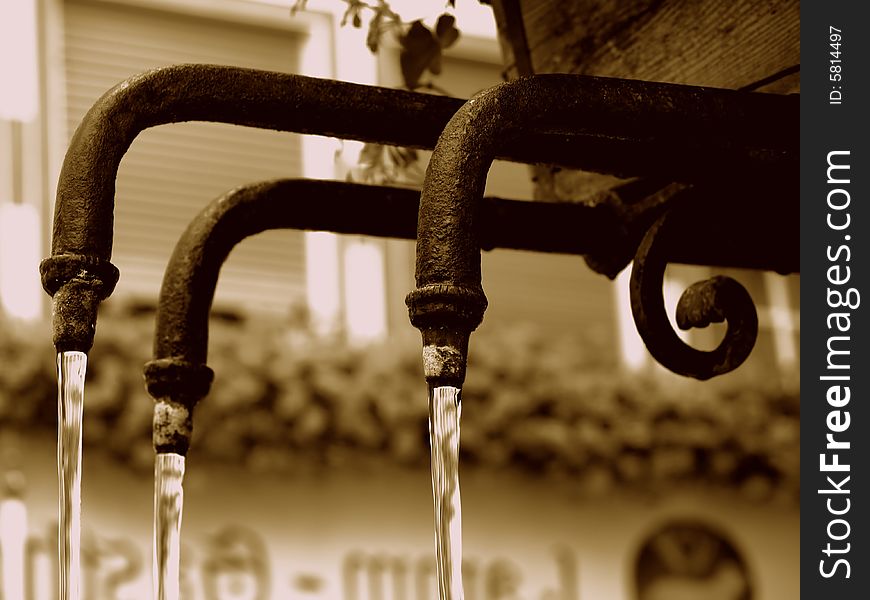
[340,1,364,28]
[435,13,460,49]
[387,146,418,169]
[399,20,442,89]
[366,10,383,52]
[427,52,443,75]
[359,143,386,169]
[401,21,435,54]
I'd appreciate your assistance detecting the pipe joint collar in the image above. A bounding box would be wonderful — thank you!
[40,254,119,353]
[144,358,214,408]
[406,283,487,333]
[39,253,119,298]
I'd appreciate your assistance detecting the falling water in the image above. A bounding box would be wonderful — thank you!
[57,351,87,600]
[429,385,463,600]
[154,453,186,600]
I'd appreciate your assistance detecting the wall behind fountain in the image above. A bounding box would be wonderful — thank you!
[0,1,799,598]
[6,431,797,600]
[1,310,798,600]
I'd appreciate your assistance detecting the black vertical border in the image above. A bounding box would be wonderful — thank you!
[802,2,870,597]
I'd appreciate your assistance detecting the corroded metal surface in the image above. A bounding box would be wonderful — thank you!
[44,64,796,267]
[409,74,793,383]
[141,178,629,453]
[629,210,759,380]
[582,177,800,279]
[47,63,797,258]
[42,63,796,379]
[151,398,196,456]
[39,254,119,353]
[145,178,641,366]
[38,64,607,353]
[647,179,800,276]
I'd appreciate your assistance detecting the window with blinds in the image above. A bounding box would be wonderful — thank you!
[63,0,307,315]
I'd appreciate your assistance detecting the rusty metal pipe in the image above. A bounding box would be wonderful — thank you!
[140,178,619,454]
[35,63,581,354]
[144,172,799,452]
[40,65,796,354]
[407,75,797,385]
[145,177,796,371]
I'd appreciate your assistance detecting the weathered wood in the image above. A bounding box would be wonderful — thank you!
[491,0,535,78]
[492,0,800,202]
[515,0,799,88]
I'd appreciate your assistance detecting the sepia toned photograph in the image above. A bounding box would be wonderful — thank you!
[0,1,800,599]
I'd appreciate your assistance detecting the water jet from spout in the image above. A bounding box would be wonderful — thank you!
[57,350,86,600]
[429,385,463,600]
[154,452,186,600]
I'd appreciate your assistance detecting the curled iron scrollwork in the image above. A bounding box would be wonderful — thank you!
[629,210,759,380]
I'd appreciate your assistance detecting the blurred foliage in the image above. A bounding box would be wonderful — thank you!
[293,1,467,186]
[347,140,423,186]
[293,0,461,90]
[0,307,798,503]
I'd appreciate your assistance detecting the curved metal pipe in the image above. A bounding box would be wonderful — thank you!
[407,74,797,385]
[624,176,796,379]
[29,65,652,353]
[40,64,796,353]
[141,178,628,454]
[144,172,799,452]
[630,208,759,380]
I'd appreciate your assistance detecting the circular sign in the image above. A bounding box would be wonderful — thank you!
[633,519,753,600]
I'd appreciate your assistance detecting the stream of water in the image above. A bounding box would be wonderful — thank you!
[429,385,464,600]
[154,452,186,600]
[57,351,87,600]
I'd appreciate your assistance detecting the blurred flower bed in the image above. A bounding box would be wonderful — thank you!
[0,306,798,502]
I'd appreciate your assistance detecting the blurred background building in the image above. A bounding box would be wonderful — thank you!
[0,0,798,599]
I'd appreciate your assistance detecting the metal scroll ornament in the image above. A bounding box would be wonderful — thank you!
[630,210,759,380]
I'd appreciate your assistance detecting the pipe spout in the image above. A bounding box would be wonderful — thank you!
[39,64,677,355]
[40,255,118,353]
[408,74,797,383]
[41,65,797,355]
[43,63,482,355]
[142,178,631,454]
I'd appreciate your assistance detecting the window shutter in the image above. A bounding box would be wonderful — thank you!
[63,0,306,315]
